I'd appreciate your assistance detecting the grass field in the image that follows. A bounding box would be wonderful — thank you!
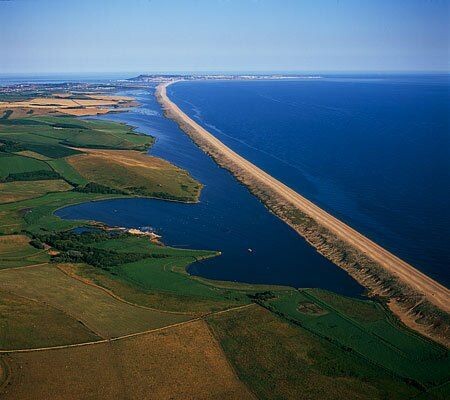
[0,321,253,400]
[0,154,52,179]
[14,150,51,160]
[67,149,201,201]
[264,289,450,388]
[47,158,88,185]
[0,235,49,269]
[0,115,153,160]
[0,191,117,235]
[0,179,72,204]
[0,263,192,340]
[207,305,420,400]
[0,290,100,349]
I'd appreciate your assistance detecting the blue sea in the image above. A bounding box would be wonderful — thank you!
[57,74,449,293]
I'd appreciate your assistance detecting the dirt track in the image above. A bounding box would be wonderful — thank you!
[157,81,450,314]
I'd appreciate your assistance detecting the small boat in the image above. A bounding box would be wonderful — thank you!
[247,248,253,253]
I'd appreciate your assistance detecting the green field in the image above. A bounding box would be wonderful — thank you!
[207,305,419,400]
[263,289,450,388]
[47,158,88,186]
[0,114,200,202]
[0,116,154,154]
[0,191,115,235]
[0,154,52,179]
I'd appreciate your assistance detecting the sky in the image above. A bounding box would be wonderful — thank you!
[0,0,448,74]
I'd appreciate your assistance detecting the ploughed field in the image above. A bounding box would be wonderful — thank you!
[0,94,448,399]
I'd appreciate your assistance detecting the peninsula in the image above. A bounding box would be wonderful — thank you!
[156,80,450,345]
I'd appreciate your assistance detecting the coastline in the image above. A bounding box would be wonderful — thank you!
[156,80,450,346]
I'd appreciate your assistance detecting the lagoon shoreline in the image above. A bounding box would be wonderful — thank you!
[156,80,450,346]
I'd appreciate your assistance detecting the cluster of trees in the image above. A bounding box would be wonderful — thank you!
[153,193,194,202]
[247,291,276,302]
[1,110,13,120]
[51,122,87,130]
[1,170,61,182]
[0,139,24,152]
[126,186,192,201]
[75,182,127,195]
[29,238,45,249]
[74,183,193,201]
[36,230,169,271]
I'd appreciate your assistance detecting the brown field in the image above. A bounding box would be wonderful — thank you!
[0,179,72,204]
[0,210,25,235]
[0,290,99,350]
[0,235,31,254]
[0,107,58,118]
[0,321,254,400]
[0,264,192,339]
[0,94,135,117]
[84,94,135,102]
[67,149,201,200]
[1,97,116,108]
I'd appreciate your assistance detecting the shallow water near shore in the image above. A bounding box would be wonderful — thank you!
[56,87,364,296]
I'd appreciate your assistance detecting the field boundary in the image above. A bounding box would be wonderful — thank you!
[0,303,256,354]
[56,264,198,316]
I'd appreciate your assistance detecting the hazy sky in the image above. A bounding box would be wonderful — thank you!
[0,0,448,74]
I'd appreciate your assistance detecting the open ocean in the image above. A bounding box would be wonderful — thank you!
[57,74,449,293]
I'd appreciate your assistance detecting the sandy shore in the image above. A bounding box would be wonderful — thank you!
[156,81,449,344]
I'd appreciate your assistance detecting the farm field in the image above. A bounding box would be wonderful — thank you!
[0,115,153,155]
[207,305,419,400]
[264,289,450,388]
[0,290,100,349]
[0,234,49,269]
[47,158,88,185]
[67,263,244,313]
[0,191,114,235]
[0,92,136,118]
[0,320,254,400]
[0,179,72,204]
[0,153,52,179]
[0,263,192,341]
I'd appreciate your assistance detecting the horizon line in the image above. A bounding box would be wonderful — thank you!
[0,70,449,76]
